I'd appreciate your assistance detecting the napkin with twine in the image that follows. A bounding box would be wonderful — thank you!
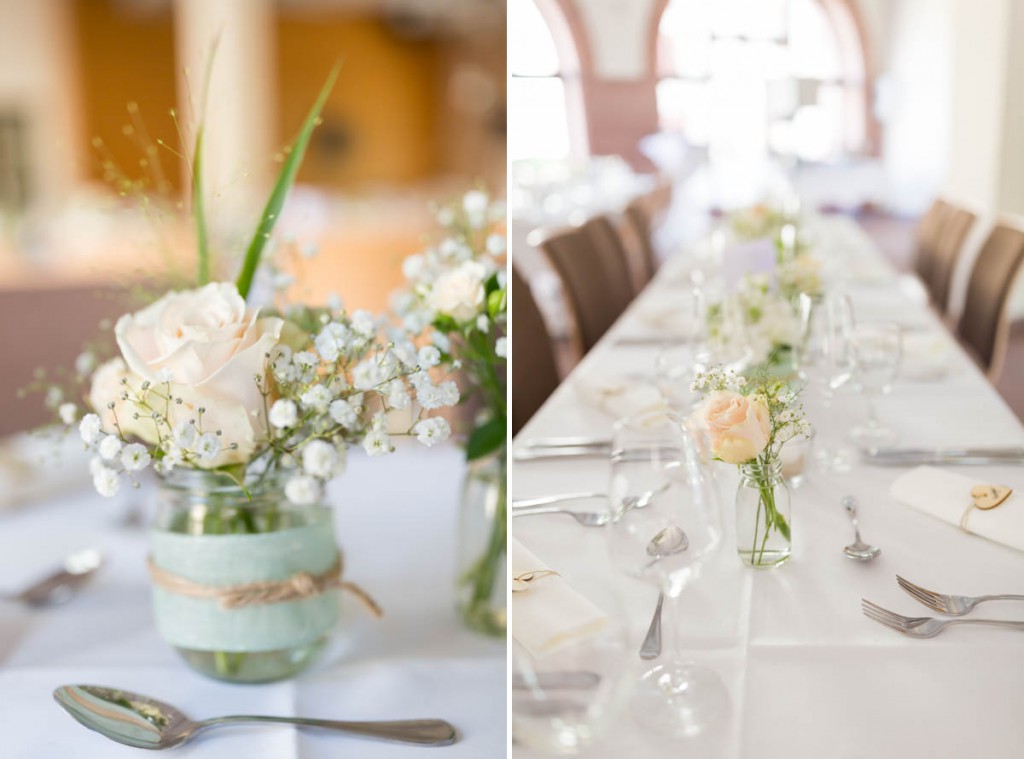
[890,466,1024,552]
[509,537,608,658]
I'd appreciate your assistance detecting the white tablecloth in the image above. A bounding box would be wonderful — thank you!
[511,216,1024,759]
[0,442,506,758]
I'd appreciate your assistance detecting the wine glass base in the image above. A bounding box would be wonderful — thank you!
[849,425,897,447]
[630,660,729,738]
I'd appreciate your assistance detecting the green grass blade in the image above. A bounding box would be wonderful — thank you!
[193,126,209,284]
[235,63,339,299]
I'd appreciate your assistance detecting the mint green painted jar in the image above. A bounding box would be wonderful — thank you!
[150,470,340,683]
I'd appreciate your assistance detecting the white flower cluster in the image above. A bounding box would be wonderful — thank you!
[711,275,803,366]
[393,190,506,333]
[62,302,457,502]
[261,315,457,505]
[778,255,824,300]
[75,378,230,497]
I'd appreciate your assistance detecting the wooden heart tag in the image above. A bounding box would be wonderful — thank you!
[970,485,1012,510]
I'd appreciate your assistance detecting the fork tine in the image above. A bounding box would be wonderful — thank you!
[861,605,908,634]
[897,580,946,612]
[861,599,909,624]
[896,575,944,605]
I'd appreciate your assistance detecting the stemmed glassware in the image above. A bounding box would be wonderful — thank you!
[509,570,632,755]
[606,410,728,738]
[796,292,856,470]
[849,322,903,446]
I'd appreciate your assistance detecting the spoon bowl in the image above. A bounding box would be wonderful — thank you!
[7,549,104,606]
[53,685,458,749]
[841,496,881,562]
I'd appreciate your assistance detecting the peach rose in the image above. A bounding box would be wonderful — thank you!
[90,283,283,468]
[699,390,771,465]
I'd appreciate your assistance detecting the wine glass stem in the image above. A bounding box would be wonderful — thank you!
[865,391,879,429]
[664,586,683,658]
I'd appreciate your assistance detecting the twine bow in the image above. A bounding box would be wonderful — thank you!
[147,554,382,617]
[960,484,1013,533]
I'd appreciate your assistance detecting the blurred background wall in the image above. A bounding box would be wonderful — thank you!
[0,0,506,435]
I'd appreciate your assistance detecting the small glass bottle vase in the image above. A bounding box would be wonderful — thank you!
[735,459,792,568]
[150,470,341,682]
[455,451,507,636]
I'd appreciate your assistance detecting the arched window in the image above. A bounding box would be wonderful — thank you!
[656,0,868,163]
[508,0,584,162]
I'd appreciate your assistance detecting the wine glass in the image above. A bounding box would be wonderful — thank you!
[849,322,902,446]
[796,292,856,470]
[606,410,728,738]
[510,566,632,754]
[653,288,707,412]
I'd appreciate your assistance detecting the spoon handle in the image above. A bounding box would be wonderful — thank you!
[200,716,457,746]
[639,592,665,660]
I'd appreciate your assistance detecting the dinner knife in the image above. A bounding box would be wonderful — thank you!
[862,447,1024,466]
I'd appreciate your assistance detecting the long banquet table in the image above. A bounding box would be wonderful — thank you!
[511,215,1024,759]
[0,442,505,759]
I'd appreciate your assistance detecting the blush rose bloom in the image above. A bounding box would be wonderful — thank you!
[90,282,283,468]
[428,260,487,322]
[699,390,771,465]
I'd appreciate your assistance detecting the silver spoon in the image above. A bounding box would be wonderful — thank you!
[2,549,104,606]
[53,685,458,749]
[842,496,881,561]
[639,526,690,660]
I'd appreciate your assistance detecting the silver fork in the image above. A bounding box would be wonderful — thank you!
[861,599,1024,638]
[510,506,610,527]
[896,575,1024,616]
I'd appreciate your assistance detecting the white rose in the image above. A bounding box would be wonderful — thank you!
[427,261,488,322]
[101,282,284,468]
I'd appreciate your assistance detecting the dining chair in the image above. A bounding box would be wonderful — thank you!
[913,198,951,288]
[510,264,561,436]
[623,180,674,287]
[928,205,975,312]
[955,222,1024,379]
[535,216,635,353]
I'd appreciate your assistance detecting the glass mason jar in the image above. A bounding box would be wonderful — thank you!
[150,469,340,682]
[455,451,507,636]
[735,459,792,568]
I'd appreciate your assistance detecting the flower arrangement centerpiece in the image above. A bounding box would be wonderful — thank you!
[392,190,507,636]
[47,69,460,682]
[707,274,803,377]
[728,203,786,242]
[693,367,808,568]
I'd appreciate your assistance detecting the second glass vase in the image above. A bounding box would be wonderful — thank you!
[735,459,792,568]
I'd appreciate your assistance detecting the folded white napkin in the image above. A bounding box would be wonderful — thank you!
[890,466,1024,552]
[509,538,608,659]
[574,374,667,420]
[900,332,950,382]
[633,299,697,338]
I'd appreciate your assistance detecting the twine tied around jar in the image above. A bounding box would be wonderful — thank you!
[147,554,382,617]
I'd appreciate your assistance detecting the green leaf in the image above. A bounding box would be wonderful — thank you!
[487,287,506,319]
[483,272,500,296]
[235,63,340,299]
[466,417,506,461]
[215,463,251,500]
[193,126,209,284]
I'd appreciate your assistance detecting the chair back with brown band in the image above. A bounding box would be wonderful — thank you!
[623,200,658,289]
[536,217,634,352]
[928,206,975,312]
[510,264,561,436]
[914,198,951,288]
[956,223,1024,377]
[624,181,673,284]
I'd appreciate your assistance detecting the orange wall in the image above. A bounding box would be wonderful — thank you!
[71,0,180,193]
[276,14,442,188]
